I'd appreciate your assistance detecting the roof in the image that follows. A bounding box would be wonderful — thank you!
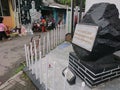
[42,0,67,9]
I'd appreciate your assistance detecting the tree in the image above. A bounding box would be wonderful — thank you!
[54,0,86,8]
[54,0,71,5]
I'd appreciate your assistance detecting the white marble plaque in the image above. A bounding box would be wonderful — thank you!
[72,24,98,51]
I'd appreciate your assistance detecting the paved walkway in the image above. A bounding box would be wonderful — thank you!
[0,71,36,90]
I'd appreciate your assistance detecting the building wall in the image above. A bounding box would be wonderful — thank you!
[85,0,120,17]
[3,0,15,29]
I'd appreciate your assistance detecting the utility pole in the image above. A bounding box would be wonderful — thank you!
[71,0,74,38]
[79,0,83,22]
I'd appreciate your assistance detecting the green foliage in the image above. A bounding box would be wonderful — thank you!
[54,0,71,5]
[54,0,86,7]
[14,62,29,80]
[14,63,25,74]
[21,73,29,80]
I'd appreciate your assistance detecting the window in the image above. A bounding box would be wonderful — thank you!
[0,0,10,16]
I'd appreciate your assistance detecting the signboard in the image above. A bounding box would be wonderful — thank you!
[72,24,98,51]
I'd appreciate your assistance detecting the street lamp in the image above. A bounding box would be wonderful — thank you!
[79,0,83,22]
[71,0,74,38]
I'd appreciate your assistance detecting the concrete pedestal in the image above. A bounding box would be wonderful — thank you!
[69,52,120,87]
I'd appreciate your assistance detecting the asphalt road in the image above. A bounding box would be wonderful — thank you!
[0,34,34,85]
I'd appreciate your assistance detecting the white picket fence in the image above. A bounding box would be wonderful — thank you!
[24,24,68,90]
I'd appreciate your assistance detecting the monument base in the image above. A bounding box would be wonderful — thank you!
[69,52,120,87]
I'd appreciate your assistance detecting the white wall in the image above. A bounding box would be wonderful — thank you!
[85,0,120,17]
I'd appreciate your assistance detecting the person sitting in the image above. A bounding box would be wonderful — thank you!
[0,17,11,40]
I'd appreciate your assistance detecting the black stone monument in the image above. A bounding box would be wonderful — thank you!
[69,3,120,87]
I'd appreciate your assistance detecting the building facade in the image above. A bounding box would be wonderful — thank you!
[0,0,67,29]
[0,0,15,29]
